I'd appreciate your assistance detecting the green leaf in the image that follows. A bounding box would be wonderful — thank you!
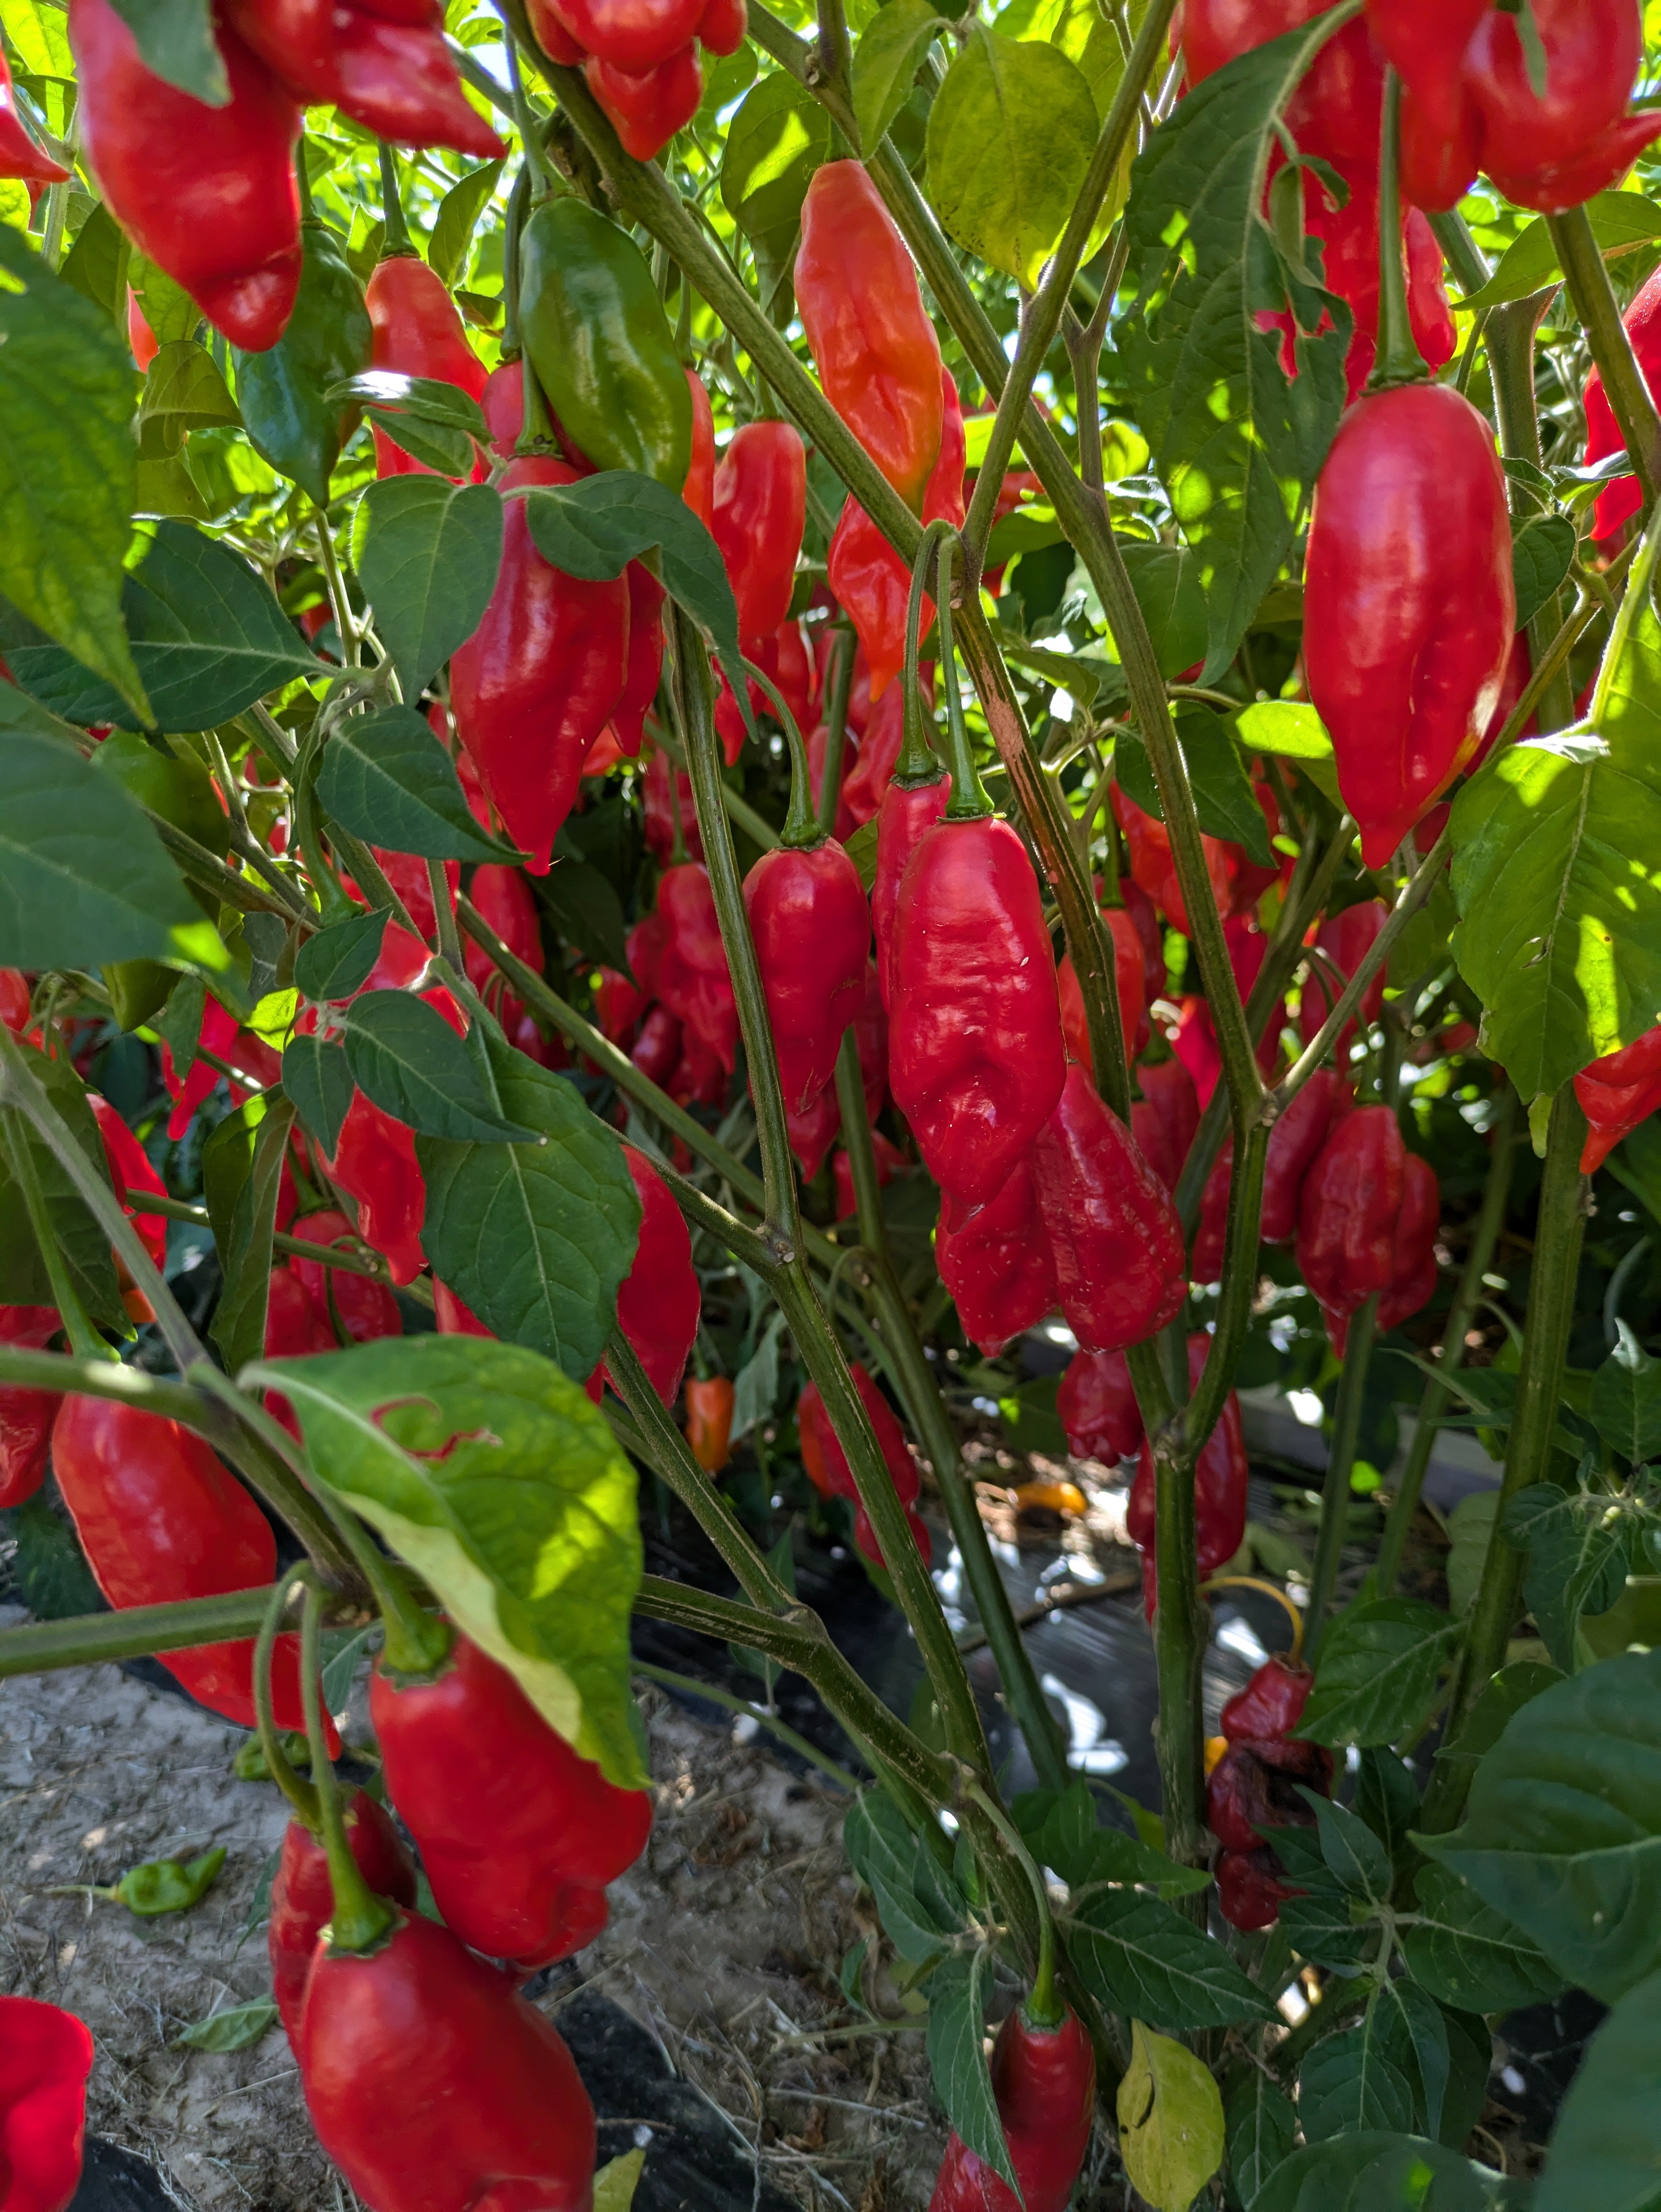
[520,471,741,673]
[926,1951,1020,2197]
[1373,1977,1451,2141]
[202,1092,295,1377]
[1,0,76,78]
[1297,2007,1417,2144]
[140,340,240,438]
[926,27,1097,287]
[105,0,229,102]
[129,252,201,348]
[1014,1777,1211,1900]
[1301,1790,1394,1903]
[843,1791,968,1964]
[1511,512,1575,633]
[1251,2133,1502,2211]
[416,1026,641,1382]
[1401,1863,1566,2014]
[316,703,512,865]
[1222,2066,1296,2212]
[0,726,201,969]
[114,1846,227,1915]
[1068,1884,1276,2031]
[1504,1481,1631,1671]
[593,2149,647,2212]
[1117,2019,1224,2212]
[720,72,832,313]
[1591,1322,1661,1465]
[349,478,504,704]
[90,729,231,862]
[1419,1648,1661,2002]
[294,907,389,1002]
[330,369,487,477]
[853,0,947,154]
[0,222,149,721]
[57,202,130,330]
[1276,1883,1377,1978]
[1606,1114,1661,1228]
[1459,189,1661,311]
[1119,543,1210,680]
[1112,20,1350,679]
[244,1334,646,1785]
[340,993,535,1143]
[175,1998,279,2052]
[428,161,504,291]
[281,1035,354,1158]
[1445,1489,1498,1619]
[1355,1748,1421,1869]
[1298,1598,1464,1749]
[535,858,632,975]
[0,1492,102,1620]
[1430,1657,1563,1812]
[0,1039,125,1325]
[1534,1964,1661,2212]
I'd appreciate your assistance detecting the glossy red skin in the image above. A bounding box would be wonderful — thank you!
[452,456,631,872]
[828,367,966,695]
[365,847,458,943]
[325,1091,429,1287]
[1221,1656,1314,1743]
[1217,1845,1293,1930]
[531,0,701,69]
[1057,909,1146,1075]
[786,1084,842,1182]
[433,1278,492,1336]
[299,1910,597,2212]
[1279,189,1453,402]
[872,779,949,1012]
[223,0,504,155]
[588,1144,700,1406]
[1372,1150,1440,1341]
[288,1208,404,1342]
[1261,1066,1350,1243]
[1365,0,1489,138]
[1305,382,1514,871]
[0,1305,60,1510]
[745,620,818,744]
[263,1263,333,1438]
[927,2007,1095,2212]
[464,863,544,1027]
[586,41,703,161]
[0,968,30,1032]
[683,368,717,527]
[69,0,300,349]
[482,355,523,459]
[366,255,489,480]
[269,1796,417,2044]
[1575,1025,1661,1174]
[1301,899,1388,1057]
[655,863,739,1072]
[1222,913,1289,1076]
[841,678,908,830]
[1462,0,1661,214]
[1586,267,1661,549]
[642,748,702,863]
[889,816,1067,1207]
[594,967,647,1046]
[370,1633,652,1967]
[743,840,870,1112]
[1131,1056,1200,1195]
[698,0,746,49]
[710,422,808,647]
[631,1004,684,1088]
[88,1095,167,1269]
[51,1398,317,1733]
[0,48,66,182]
[1296,1104,1405,1321]
[1127,1334,1247,1614]
[160,996,241,1140]
[797,162,943,511]
[1056,1347,1142,1463]
[1031,1067,1186,1354]
[936,1161,1057,1359]
[1110,786,1240,937]
[0,1994,92,2212]
[798,1364,930,1571]
[1119,881,1166,1003]
[609,565,666,757]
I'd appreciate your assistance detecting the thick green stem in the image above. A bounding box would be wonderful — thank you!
[1149,1409,1206,1872]
[1419,1084,1589,1833]
[1365,73,1426,392]
[746,653,820,848]
[1304,1297,1380,1658]
[377,144,414,257]
[934,544,992,821]
[1548,204,1661,516]
[254,1578,321,1828]
[633,1659,861,1789]
[301,1579,397,1953]
[652,718,782,852]
[815,627,856,841]
[0,1586,279,1681]
[1486,290,1575,730]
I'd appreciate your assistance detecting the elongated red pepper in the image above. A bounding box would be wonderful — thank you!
[222,0,504,154]
[742,822,869,1114]
[842,677,914,830]
[1030,1066,1187,1354]
[1575,1026,1661,1173]
[69,0,301,350]
[0,969,29,1032]
[785,960,886,1179]
[1262,176,1455,400]
[833,1128,906,1221]
[936,1160,1057,1358]
[1296,1103,1404,1327]
[1110,786,1241,937]
[609,564,666,757]
[0,1995,92,2212]
[0,1305,60,1510]
[160,995,241,1140]
[798,1365,930,1571]
[1261,1065,1350,1242]
[655,863,738,1072]
[1305,382,1513,869]
[1126,1333,1247,1616]
[683,366,717,528]
[1057,908,1147,1075]
[0,50,66,182]
[642,746,703,862]
[589,1143,700,1405]
[710,422,807,650]
[463,862,544,1029]
[452,455,631,873]
[685,1374,735,1471]
[88,1093,168,1280]
[51,1397,321,1735]
[888,815,1067,1206]
[263,1263,333,1437]
[1131,1055,1200,1196]
[1300,898,1388,1057]
[269,1794,416,2044]
[1584,268,1661,552]
[1367,1149,1440,1343]
[370,1629,652,1969]
[872,775,949,1011]
[288,1209,403,1343]
[325,1092,428,1288]
[797,162,943,511]
[1057,1346,1142,1463]
[632,1004,683,1089]
[927,2005,1095,2212]
[365,253,489,479]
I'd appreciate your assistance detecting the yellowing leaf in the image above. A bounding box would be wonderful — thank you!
[1116,2020,1224,2212]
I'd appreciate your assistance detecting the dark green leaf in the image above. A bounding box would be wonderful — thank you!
[175,1999,279,2052]
[0,1492,102,1620]
[720,73,832,313]
[105,0,228,102]
[843,1792,967,1963]
[280,1036,354,1158]
[1301,1790,1394,1903]
[140,340,239,439]
[1297,2009,1418,2143]
[1430,1658,1562,1808]
[59,203,130,328]
[1606,1114,1661,1228]
[203,1092,296,1376]
[416,1026,641,1382]
[341,993,535,1143]
[317,703,512,865]
[1355,1747,1421,1867]
[90,729,232,862]
[295,908,390,1002]
[853,0,947,155]
[1068,1884,1276,2030]
[1508,1481,1631,1671]
[114,1846,226,1915]
[520,471,741,671]
[1120,543,1210,680]
[1591,1322,1661,1466]
[152,972,208,1081]
[1222,2066,1296,2212]
[534,859,632,976]
[128,254,200,350]
[1251,2133,1500,2211]
[1534,1963,1661,2212]
[1438,2007,1494,2153]
[330,370,487,478]
[0,1040,125,1326]
[1375,1978,1451,2142]
[1276,1885,1376,1976]
[349,479,504,704]
[1401,1864,1566,2014]
[1015,1777,1210,1900]
[429,162,505,291]
[1511,512,1575,633]
[926,26,1098,287]
[926,1951,1019,2196]
[1298,1598,1463,1749]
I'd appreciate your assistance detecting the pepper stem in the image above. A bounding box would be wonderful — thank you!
[497,8,555,199]
[744,654,823,849]
[376,144,415,261]
[1589,500,1661,726]
[897,520,953,788]
[1364,71,1428,393]
[815,625,855,840]
[963,1780,1061,2027]
[500,162,530,361]
[295,132,313,221]
[254,1578,321,1829]
[936,538,994,821]
[299,1577,397,1956]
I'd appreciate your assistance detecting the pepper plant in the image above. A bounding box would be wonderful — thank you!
[1,0,1661,2206]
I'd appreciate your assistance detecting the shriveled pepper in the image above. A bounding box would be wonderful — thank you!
[1221,1654,1316,1744]
[935,1161,1057,1359]
[927,2004,1095,2212]
[1296,1103,1405,1327]
[1056,1347,1142,1464]
[0,1995,92,2212]
[0,1305,61,1510]
[685,1374,735,1472]
[710,421,808,649]
[1126,1333,1248,1616]
[269,1792,416,2045]
[798,1365,930,1571]
[1031,1066,1187,1355]
[655,863,739,1073]
[1210,1654,1332,1929]
[1575,1025,1661,1174]
[223,0,504,152]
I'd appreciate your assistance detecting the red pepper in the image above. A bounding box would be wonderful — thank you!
[1056,1347,1142,1463]
[51,1397,324,1736]
[69,0,301,350]
[1221,1654,1315,1743]
[288,1208,403,1343]
[786,961,886,1180]
[1110,786,1242,937]
[222,0,504,155]
[1057,908,1148,1076]
[642,746,703,861]
[1300,898,1388,1057]
[1031,1066,1187,1354]
[0,969,30,1032]
[872,776,950,1012]
[1372,1150,1440,1342]
[1131,1056,1199,1196]
[586,1143,700,1405]
[1206,1738,1332,1851]
[797,162,943,512]
[798,1364,930,1570]
[684,366,717,527]
[452,455,631,873]
[325,1092,428,1288]
[685,1374,735,1471]
[742,840,869,1114]
[1214,1846,1293,1930]
[631,1004,684,1088]
[936,1160,1058,1359]
[888,815,1067,1207]
[1575,1026,1661,1174]
[88,1094,167,1272]
[528,0,701,67]
[369,1630,652,1968]
[609,565,666,758]
[842,675,919,830]
[0,1995,92,2212]
[433,1278,491,1336]
[927,2006,1095,2212]
[299,1908,597,2211]
[594,966,648,1048]
[832,1129,906,1222]
[829,367,966,696]
[710,422,808,650]
[655,863,739,1073]
[160,995,241,1140]
[1262,1065,1350,1242]
[749,619,819,739]
[584,43,704,161]
[464,863,544,1026]
[1305,382,1515,870]
[0,50,67,182]
[0,1306,61,1510]
[1262,175,1454,401]
[1585,268,1661,549]
[1120,880,1166,1003]
[262,1263,334,1436]
[358,847,457,943]
[365,254,489,479]
[1296,1103,1405,1327]
[269,1793,416,2045]
[1126,1333,1247,1616]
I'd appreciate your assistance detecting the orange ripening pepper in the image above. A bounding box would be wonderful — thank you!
[686,1375,735,1472]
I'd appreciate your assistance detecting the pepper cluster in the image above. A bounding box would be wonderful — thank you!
[1206,1656,1334,1930]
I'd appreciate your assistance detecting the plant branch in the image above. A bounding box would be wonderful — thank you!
[1548,204,1661,515]
[0,1587,282,1681]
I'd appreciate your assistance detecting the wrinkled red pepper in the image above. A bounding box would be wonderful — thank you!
[1056,1347,1143,1463]
[0,1305,61,1510]
[1296,1104,1405,1329]
[1300,898,1388,1057]
[1131,1055,1200,1196]
[1031,1066,1187,1354]
[710,421,808,651]
[936,1159,1058,1359]
[222,0,504,155]
[588,1143,701,1405]
[655,863,739,1073]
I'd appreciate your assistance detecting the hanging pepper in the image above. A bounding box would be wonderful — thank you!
[710,421,808,649]
[1261,170,1455,401]
[369,1628,652,1969]
[1056,1347,1142,1464]
[832,1129,906,1222]
[0,1996,92,2212]
[50,1398,321,1735]
[270,1793,416,2045]
[587,1144,700,1405]
[464,863,544,1025]
[1306,384,1514,871]
[288,1209,402,1344]
[69,0,302,350]
[224,0,504,153]
[262,1264,333,1437]
[324,1093,428,1288]
[1221,1654,1315,1743]
[1031,1067,1187,1355]
[1300,899,1388,1057]
[685,1374,735,1472]
[1130,1055,1200,1196]
[1575,1026,1661,1174]
[684,366,718,526]
[365,249,488,479]
[1057,909,1148,1077]
[0,970,29,1033]
[642,746,703,863]
[936,1161,1057,1359]
[452,455,631,873]
[1364,1148,1440,1348]
[0,50,66,182]
[873,777,949,1012]
[785,961,886,1181]
[655,863,739,1073]
[797,1364,930,1571]
[160,995,242,1140]
[0,1306,61,1511]
[1209,1654,1333,1930]
[1296,1103,1405,1328]
[1584,265,1661,551]
[583,44,705,163]
[842,676,916,830]
[594,965,647,1047]
[608,565,666,758]
[1261,1066,1350,1242]
[1110,786,1242,938]
[927,2005,1095,2212]
[88,1094,168,1273]
[631,1005,683,1088]
[796,161,943,511]
[1126,1333,1248,1618]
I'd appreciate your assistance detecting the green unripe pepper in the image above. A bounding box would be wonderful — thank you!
[234,214,372,507]
[518,196,691,490]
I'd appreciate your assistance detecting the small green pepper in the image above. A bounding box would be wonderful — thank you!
[52,1844,228,1917]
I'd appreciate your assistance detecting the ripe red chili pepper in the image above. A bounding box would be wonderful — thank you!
[888,815,1067,1207]
[1575,1026,1661,1174]
[1370,1150,1440,1344]
[585,42,704,161]
[743,837,869,1114]
[1221,1654,1315,1743]
[222,0,505,155]
[842,677,918,830]
[1057,908,1148,1077]
[1264,177,1454,401]
[1126,1334,1248,1616]
[528,0,700,67]
[631,1004,684,1088]
[464,863,544,1024]
[0,1995,93,2212]
[1110,786,1242,937]
[798,1364,930,1570]
[1305,382,1514,869]
[1365,0,1488,151]
[288,1209,403,1344]
[452,455,631,873]
[785,960,886,1180]
[1057,1347,1143,1463]
[263,1263,334,1437]
[1030,1066,1187,1355]
[642,746,703,862]
[365,254,489,479]
[1206,1738,1332,1851]
[685,1374,735,1472]
[370,1630,652,1969]
[0,968,30,1032]
[1296,1103,1405,1326]
[936,1161,1058,1359]
[797,162,943,512]
[608,565,666,759]
[832,1129,906,1221]
[594,966,648,1047]
[1216,1845,1296,1930]
[69,0,301,350]
[160,995,241,1140]
[1131,1055,1200,1196]
[685,368,717,528]
[872,775,950,1012]
[0,50,66,182]
[359,847,457,944]
[88,1093,167,1271]
[0,1306,60,1511]
[433,1278,491,1337]
[1585,267,1661,549]
[710,422,808,650]
[655,863,739,1073]
[51,1397,323,1736]
[269,1793,417,2044]
[1170,995,1222,1111]
[1301,898,1388,1056]
[585,1144,700,1406]
[324,1093,429,1288]
[299,1908,598,2212]
[927,2005,1095,2212]
[1262,1066,1350,1243]
[1120,880,1166,1003]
